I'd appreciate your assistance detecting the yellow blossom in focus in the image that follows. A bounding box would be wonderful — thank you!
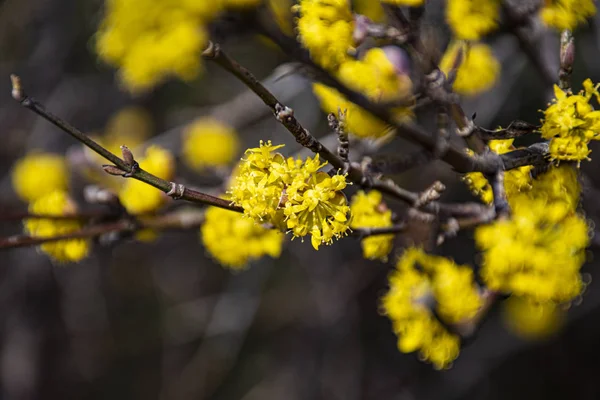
[446,0,500,40]
[24,190,90,263]
[182,117,240,171]
[540,79,600,161]
[350,190,394,261]
[294,0,355,70]
[382,248,482,369]
[229,141,351,249]
[313,47,413,139]
[440,41,500,96]
[475,166,589,304]
[502,296,564,340]
[540,0,596,31]
[12,152,69,203]
[462,139,532,206]
[201,204,284,269]
[118,145,175,214]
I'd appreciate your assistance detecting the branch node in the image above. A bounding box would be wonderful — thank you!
[457,118,476,137]
[275,103,294,122]
[167,182,186,199]
[10,74,24,102]
[103,164,126,176]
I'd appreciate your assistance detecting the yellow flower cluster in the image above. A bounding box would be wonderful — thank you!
[201,204,284,269]
[446,0,500,40]
[12,152,69,203]
[182,117,240,172]
[96,0,261,92]
[440,41,500,96]
[118,145,176,214]
[294,0,355,71]
[229,141,351,250]
[475,165,589,304]
[540,79,600,162]
[24,190,90,263]
[540,0,596,31]
[462,139,532,206]
[382,248,482,369]
[349,190,394,261]
[502,296,564,340]
[313,48,413,139]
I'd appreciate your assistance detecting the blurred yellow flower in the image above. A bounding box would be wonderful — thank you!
[350,190,394,261]
[502,296,565,340]
[118,145,175,214]
[12,152,69,203]
[201,204,284,269]
[182,117,240,171]
[446,0,500,40]
[440,41,500,96]
[540,0,596,31]
[24,190,90,263]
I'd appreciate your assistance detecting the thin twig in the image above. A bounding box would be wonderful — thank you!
[352,224,407,238]
[9,75,242,213]
[559,29,574,92]
[0,209,206,250]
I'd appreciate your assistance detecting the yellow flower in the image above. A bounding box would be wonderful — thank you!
[446,0,500,40]
[350,190,394,261]
[540,79,600,161]
[201,204,284,269]
[502,296,564,340]
[118,145,175,214]
[440,41,500,96]
[312,47,413,139]
[96,0,215,92]
[462,139,532,205]
[382,248,482,369]
[475,166,589,304]
[229,141,351,249]
[182,117,240,171]
[540,0,596,30]
[294,0,355,70]
[12,152,69,203]
[24,190,90,263]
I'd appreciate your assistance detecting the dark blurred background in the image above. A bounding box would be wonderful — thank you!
[2,1,600,399]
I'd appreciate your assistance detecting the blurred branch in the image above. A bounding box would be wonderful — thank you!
[0,209,205,250]
[9,75,242,213]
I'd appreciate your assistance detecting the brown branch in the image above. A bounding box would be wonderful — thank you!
[559,29,574,92]
[352,224,407,238]
[0,209,206,250]
[10,75,242,213]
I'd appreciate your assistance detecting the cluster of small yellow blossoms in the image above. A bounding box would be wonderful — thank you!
[382,248,482,369]
[475,165,589,304]
[24,190,90,263]
[349,190,394,261]
[118,145,176,214]
[201,204,284,269]
[502,296,564,340]
[540,79,600,162]
[182,117,240,172]
[313,47,413,139]
[440,41,500,96]
[463,139,532,206]
[294,0,355,71]
[540,0,596,30]
[96,0,261,92]
[11,152,69,203]
[446,0,500,40]
[229,141,351,250]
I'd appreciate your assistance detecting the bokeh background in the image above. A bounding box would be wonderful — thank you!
[2,1,600,399]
